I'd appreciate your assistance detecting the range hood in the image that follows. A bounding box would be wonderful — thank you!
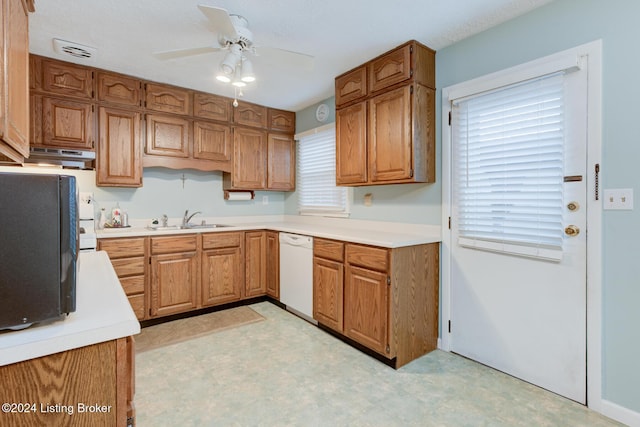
[24,147,95,169]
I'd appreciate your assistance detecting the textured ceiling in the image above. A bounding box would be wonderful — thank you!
[29,0,554,112]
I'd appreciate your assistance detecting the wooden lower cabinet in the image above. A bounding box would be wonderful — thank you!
[265,231,280,299]
[98,237,148,321]
[313,238,439,368]
[149,235,198,317]
[244,231,267,298]
[0,337,135,427]
[201,232,244,306]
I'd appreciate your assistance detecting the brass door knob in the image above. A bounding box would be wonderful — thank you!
[565,225,580,236]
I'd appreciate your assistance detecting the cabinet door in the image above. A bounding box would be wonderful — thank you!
[233,102,267,128]
[313,257,344,332]
[267,133,295,190]
[336,101,367,185]
[344,265,389,355]
[145,113,190,158]
[97,106,142,187]
[232,127,267,189]
[368,43,412,93]
[266,231,279,299]
[42,58,93,99]
[193,92,231,122]
[268,108,295,133]
[368,85,413,183]
[335,65,367,107]
[97,72,141,107]
[244,231,266,298]
[201,247,243,306]
[193,120,231,162]
[150,252,198,317]
[42,97,94,149]
[144,83,191,115]
[0,0,30,160]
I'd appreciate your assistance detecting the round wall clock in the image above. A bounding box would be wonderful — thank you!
[315,103,329,122]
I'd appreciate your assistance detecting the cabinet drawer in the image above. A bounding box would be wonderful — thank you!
[335,65,367,107]
[99,237,146,258]
[202,232,242,250]
[314,238,344,262]
[120,275,145,296]
[346,244,389,271]
[151,235,198,254]
[128,294,145,320]
[111,257,145,278]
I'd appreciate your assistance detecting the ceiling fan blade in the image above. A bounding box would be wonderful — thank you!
[197,5,238,40]
[254,46,315,71]
[153,46,224,60]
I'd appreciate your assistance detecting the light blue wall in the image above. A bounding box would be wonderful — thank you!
[435,0,640,412]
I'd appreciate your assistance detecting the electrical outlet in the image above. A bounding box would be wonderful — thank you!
[79,192,94,204]
[262,195,269,205]
[603,188,634,210]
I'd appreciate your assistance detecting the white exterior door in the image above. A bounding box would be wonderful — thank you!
[447,54,589,403]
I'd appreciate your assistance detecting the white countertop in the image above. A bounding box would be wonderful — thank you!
[97,215,442,248]
[0,251,140,366]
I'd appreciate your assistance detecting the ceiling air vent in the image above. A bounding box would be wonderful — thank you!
[52,38,97,60]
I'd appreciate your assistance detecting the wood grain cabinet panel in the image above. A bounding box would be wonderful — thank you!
[0,0,31,162]
[336,101,367,185]
[267,133,295,190]
[201,246,243,306]
[41,58,93,99]
[150,251,198,317]
[228,127,267,189]
[369,44,412,93]
[335,65,367,108]
[313,256,344,332]
[244,231,267,298]
[97,71,142,107]
[193,120,231,162]
[266,231,280,299]
[233,102,267,128]
[144,83,191,115]
[268,108,295,133]
[193,92,231,122]
[97,106,142,187]
[145,113,190,158]
[41,96,94,149]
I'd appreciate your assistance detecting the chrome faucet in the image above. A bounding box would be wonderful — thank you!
[182,210,202,226]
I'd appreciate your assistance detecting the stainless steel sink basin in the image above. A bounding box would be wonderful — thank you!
[180,224,231,229]
[145,225,180,231]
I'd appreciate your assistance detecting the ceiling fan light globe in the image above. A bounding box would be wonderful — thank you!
[241,75,255,83]
[232,80,246,87]
[216,74,231,83]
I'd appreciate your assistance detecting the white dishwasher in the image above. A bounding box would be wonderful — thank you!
[279,232,316,324]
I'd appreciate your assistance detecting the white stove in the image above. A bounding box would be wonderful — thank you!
[79,192,96,251]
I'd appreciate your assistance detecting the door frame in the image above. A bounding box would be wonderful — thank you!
[440,40,603,409]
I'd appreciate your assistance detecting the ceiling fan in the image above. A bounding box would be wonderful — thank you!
[153,5,314,88]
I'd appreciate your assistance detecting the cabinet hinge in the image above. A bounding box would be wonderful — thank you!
[410,45,414,53]
[448,320,451,333]
[448,111,452,126]
[386,344,390,353]
[409,169,413,178]
[410,85,414,94]
[448,217,451,229]
[387,276,391,285]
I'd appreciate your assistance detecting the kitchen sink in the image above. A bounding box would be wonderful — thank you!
[145,225,181,231]
[180,224,231,229]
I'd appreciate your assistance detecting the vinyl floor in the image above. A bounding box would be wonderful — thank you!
[135,302,621,427]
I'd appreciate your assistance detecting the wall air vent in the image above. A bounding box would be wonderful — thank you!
[52,38,97,60]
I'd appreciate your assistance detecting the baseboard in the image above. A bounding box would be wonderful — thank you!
[599,399,640,427]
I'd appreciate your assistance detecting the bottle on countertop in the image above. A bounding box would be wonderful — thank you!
[111,203,122,227]
[98,208,107,229]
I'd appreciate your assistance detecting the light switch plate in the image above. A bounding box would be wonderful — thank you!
[603,188,634,210]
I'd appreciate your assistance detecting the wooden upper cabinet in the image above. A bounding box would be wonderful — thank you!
[267,133,295,191]
[228,127,267,189]
[193,92,231,122]
[97,106,142,187]
[41,97,95,149]
[233,102,267,129]
[369,44,412,94]
[144,83,191,115]
[368,86,413,183]
[336,101,367,185]
[0,0,32,162]
[268,108,295,133]
[97,72,141,107]
[193,121,231,162]
[41,58,93,99]
[335,65,367,108]
[145,113,190,158]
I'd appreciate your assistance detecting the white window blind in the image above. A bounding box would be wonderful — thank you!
[452,73,565,260]
[296,126,349,216]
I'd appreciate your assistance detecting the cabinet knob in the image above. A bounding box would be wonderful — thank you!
[564,225,580,236]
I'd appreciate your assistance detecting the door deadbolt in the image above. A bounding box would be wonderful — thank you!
[567,201,580,211]
[564,225,580,236]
